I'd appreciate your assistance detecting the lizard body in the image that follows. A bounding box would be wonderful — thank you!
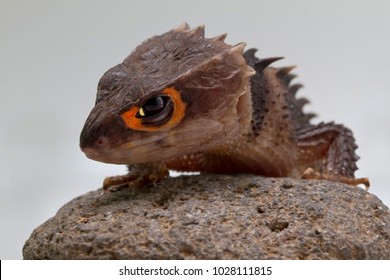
[80,23,369,191]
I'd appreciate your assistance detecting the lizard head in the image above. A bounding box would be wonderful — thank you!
[80,23,254,164]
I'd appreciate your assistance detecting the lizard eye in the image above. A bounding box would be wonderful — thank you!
[135,96,173,124]
[121,87,186,132]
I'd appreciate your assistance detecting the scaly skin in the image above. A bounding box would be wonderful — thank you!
[80,23,369,192]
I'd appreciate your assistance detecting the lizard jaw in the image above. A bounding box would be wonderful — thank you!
[81,117,227,165]
[81,133,169,165]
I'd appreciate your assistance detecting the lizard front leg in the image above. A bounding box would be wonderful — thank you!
[296,122,370,189]
[102,162,169,193]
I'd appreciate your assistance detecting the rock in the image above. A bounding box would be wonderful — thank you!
[23,174,390,259]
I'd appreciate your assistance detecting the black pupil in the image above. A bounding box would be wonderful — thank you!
[137,96,169,118]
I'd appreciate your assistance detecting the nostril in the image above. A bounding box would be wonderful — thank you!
[96,138,104,146]
[80,135,108,160]
[95,136,108,149]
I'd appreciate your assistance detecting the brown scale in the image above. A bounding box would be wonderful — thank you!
[79,23,369,192]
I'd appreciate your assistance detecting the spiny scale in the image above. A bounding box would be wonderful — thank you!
[255,56,284,70]
[276,66,296,79]
[289,84,303,96]
[187,24,205,38]
[243,47,314,132]
[211,33,227,42]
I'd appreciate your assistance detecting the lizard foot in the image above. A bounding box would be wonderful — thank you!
[102,163,169,193]
[301,167,370,190]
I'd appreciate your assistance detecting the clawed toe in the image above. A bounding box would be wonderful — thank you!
[301,167,370,190]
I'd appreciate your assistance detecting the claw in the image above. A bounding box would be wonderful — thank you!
[302,167,370,190]
[102,163,169,193]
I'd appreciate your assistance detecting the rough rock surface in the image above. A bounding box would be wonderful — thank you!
[23,174,390,259]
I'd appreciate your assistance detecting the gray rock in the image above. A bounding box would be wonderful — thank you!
[23,174,390,259]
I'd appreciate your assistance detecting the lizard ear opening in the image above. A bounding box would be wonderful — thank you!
[121,87,186,132]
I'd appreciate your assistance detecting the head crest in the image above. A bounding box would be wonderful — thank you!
[118,24,249,104]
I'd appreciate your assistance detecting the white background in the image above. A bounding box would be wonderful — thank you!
[2,260,388,279]
[1,0,389,259]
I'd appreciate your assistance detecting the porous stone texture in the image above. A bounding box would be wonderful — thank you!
[23,174,390,259]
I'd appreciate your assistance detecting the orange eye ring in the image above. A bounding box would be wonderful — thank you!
[121,87,186,132]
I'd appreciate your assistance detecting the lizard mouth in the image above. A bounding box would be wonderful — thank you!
[81,115,227,165]
[81,133,171,165]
